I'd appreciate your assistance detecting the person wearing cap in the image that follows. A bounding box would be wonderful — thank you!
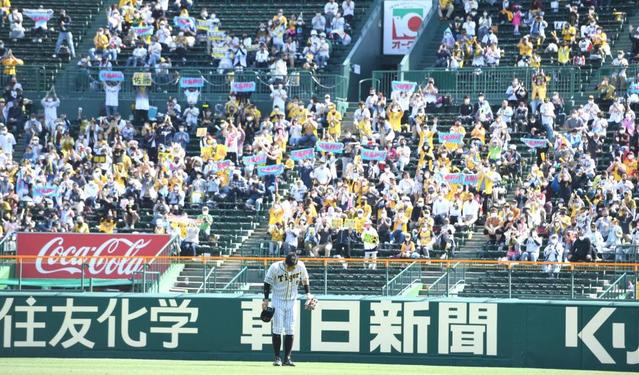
[262,252,312,366]
[316,32,330,69]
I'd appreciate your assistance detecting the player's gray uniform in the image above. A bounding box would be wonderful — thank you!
[264,260,309,335]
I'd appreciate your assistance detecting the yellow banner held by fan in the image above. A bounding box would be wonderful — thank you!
[196,127,208,137]
[132,72,152,86]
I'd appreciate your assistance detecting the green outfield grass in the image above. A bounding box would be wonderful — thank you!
[0,358,634,375]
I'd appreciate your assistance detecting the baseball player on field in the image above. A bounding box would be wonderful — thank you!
[262,252,317,366]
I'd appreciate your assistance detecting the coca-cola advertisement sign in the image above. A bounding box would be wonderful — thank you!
[16,233,172,279]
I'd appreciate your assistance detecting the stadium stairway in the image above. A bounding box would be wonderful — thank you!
[169,258,245,293]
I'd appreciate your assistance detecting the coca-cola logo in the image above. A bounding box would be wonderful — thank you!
[35,237,152,277]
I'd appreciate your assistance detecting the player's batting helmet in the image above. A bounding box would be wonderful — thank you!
[285,252,298,267]
[260,307,275,322]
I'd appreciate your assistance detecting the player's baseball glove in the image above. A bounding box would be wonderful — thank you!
[260,307,275,322]
[304,297,318,311]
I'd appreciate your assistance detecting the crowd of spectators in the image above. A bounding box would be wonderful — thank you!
[0,0,637,269]
[435,0,626,69]
[78,0,355,75]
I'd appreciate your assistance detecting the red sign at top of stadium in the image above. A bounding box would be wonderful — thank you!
[16,233,172,279]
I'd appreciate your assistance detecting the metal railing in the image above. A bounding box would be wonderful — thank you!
[196,263,216,294]
[55,66,348,102]
[381,262,420,296]
[130,235,181,293]
[371,66,579,104]
[0,232,16,256]
[6,65,48,94]
[599,273,633,299]
[425,262,464,297]
[1,256,638,300]
[221,266,248,292]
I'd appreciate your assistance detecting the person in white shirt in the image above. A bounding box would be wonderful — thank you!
[288,120,303,146]
[396,138,411,171]
[255,43,270,68]
[316,33,330,68]
[270,57,288,82]
[311,163,332,185]
[581,96,601,124]
[432,194,451,225]
[184,87,200,105]
[312,12,326,32]
[147,37,162,67]
[539,98,556,141]
[463,16,476,37]
[183,104,200,130]
[155,22,172,45]
[127,44,148,67]
[270,84,287,110]
[475,94,493,124]
[342,0,355,23]
[521,229,542,261]
[496,100,513,126]
[324,0,339,27]
[41,91,60,129]
[481,29,498,45]
[458,196,480,232]
[354,101,371,124]
[505,79,522,103]
[331,12,346,33]
[103,81,121,117]
[0,126,16,158]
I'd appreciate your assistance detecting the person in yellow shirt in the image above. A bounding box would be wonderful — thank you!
[268,222,285,256]
[561,24,577,44]
[98,214,117,233]
[0,0,10,18]
[387,101,404,132]
[470,122,486,145]
[326,104,342,138]
[269,200,285,225]
[438,0,454,20]
[530,53,541,69]
[93,28,110,55]
[531,71,550,111]
[1,49,23,76]
[400,236,417,258]
[357,117,373,139]
[592,27,610,58]
[557,42,571,65]
[417,116,437,149]
[272,8,287,27]
[517,36,533,58]
[74,217,90,233]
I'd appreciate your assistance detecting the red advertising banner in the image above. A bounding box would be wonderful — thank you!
[16,233,172,279]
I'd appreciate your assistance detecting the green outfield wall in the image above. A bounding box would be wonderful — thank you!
[0,293,637,372]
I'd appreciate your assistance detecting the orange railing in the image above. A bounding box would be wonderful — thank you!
[1,255,638,269]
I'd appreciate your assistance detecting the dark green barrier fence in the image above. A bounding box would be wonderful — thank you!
[371,67,579,104]
[0,294,637,371]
